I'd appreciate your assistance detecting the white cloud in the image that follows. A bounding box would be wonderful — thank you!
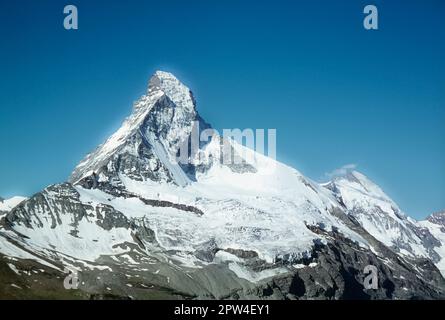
[325,164,357,179]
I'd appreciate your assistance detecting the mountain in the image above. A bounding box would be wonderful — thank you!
[324,170,445,277]
[324,171,442,264]
[0,71,444,299]
[419,211,445,276]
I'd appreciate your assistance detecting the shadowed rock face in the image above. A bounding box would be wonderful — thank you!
[1,71,444,300]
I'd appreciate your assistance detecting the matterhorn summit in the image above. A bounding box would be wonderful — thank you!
[70,71,201,187]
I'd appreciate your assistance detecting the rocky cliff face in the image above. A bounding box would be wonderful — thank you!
[419,211,445,277]
[0,71,444,299]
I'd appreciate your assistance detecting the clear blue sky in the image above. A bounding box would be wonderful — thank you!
[0,0,444,219]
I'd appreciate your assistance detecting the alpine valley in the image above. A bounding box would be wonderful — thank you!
[1,71,444,299]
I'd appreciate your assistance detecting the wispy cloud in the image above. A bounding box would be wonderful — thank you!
[325,164,358,179]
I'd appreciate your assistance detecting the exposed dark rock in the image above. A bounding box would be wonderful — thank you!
[224,248,259,259]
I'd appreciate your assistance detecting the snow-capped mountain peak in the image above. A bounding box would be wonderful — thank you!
[326,170,406,223]
[324,169,444,262]
[70,71,201,185]
[145,70,196,113]
[330,170,398,208]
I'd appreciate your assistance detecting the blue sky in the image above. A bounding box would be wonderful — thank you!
[0,0,444,219]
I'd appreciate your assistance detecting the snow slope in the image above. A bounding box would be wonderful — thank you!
[0,196,27,213]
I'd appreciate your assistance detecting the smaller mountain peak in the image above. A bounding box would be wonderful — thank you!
[335,169,375,188]
[330,168,363,184]
[328,168,394,204]
[337,170,357,180]
[329,168,375,187]
[344,170,370,184]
